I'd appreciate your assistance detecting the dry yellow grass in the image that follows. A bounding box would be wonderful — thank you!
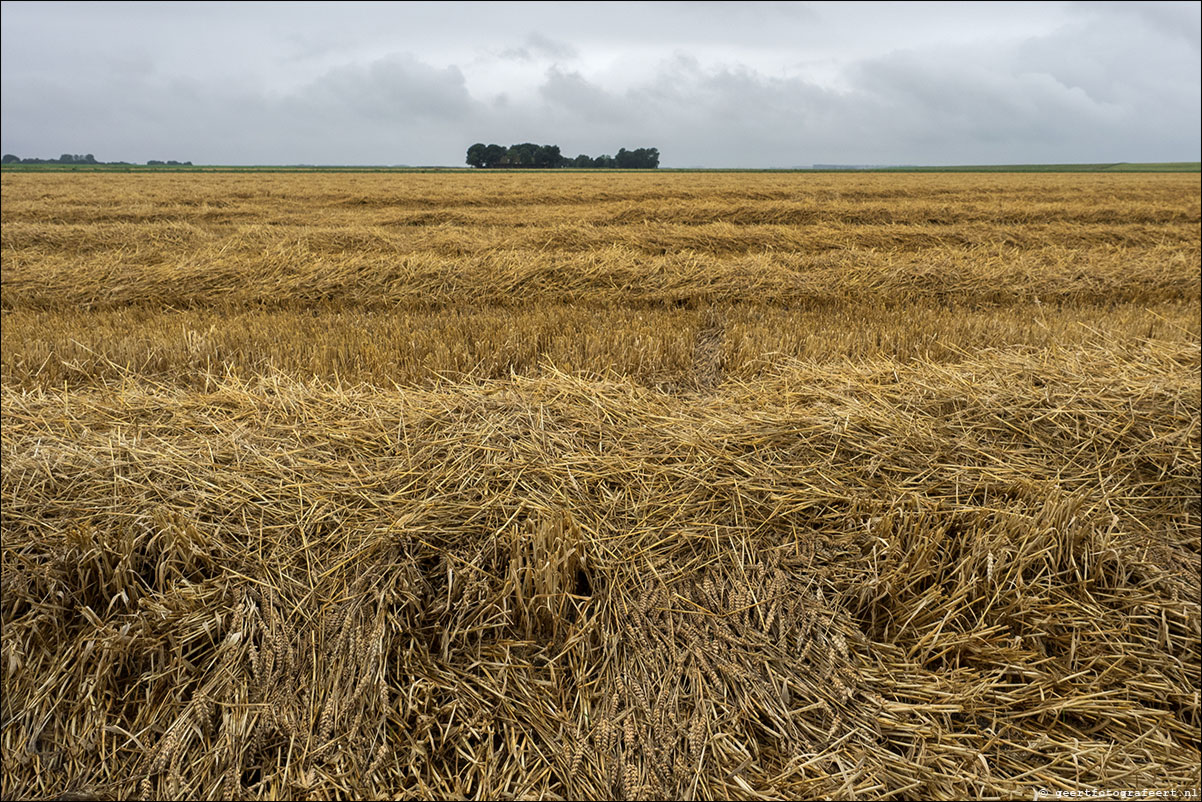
[3,301,1198,390]
[1,171,1198,801]
[3,172,1198,311]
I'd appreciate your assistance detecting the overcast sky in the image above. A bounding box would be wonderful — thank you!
[2,1,1199,167]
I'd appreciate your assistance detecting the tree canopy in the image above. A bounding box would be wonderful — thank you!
[466,143,659,169]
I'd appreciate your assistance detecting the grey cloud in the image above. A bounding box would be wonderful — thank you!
[1,52,477,164]
[500,32,579,63]
[853,50,1124,129]
[2,2,1197,167]
[520,31,1198,167]
[539,67,632,124]
[295,56,473,123]
[1078,1,1202,50]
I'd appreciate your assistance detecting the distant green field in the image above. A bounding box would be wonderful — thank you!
[0,164,454,173]
[1098,162,1202,172]
[875,162,1201,173]
[2,161,1198,173]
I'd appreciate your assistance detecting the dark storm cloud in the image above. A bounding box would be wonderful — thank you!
[1,1,1197,166]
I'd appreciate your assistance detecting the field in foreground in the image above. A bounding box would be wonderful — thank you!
[1,172,1199,801]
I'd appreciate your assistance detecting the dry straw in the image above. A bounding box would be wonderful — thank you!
[1,170,1198,800]
[2,343,1197,799]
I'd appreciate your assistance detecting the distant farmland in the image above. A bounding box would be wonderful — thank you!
[2,170,1198,801]
[1,160,1198,172]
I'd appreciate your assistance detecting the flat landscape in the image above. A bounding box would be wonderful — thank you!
[2,171,1199,800]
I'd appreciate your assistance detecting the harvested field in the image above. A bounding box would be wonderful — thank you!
[2,171,1199,801]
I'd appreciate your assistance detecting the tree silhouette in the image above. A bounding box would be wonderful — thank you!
[466,143,659,169]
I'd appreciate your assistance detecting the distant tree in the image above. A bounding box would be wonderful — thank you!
[1,154,18,164]
[614,147,659,169]
[466,142,487,168]
[147,160,165,166]
[83,154,97,164]
[635,147,659,169]
[483,144,506,167]
[503,142,540,167]
[464,142,658,169]
[534,144,563,168]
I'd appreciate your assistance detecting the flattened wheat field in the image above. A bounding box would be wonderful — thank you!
[2,170,1199,800]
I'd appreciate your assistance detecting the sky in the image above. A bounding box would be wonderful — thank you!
[1,1,1199,167]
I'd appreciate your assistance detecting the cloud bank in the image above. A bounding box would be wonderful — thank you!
[2,1,1197,166]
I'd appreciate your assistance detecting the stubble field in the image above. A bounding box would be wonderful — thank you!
[2,171,1199,800]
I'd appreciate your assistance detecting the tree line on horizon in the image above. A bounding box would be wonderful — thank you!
[1,153,192,166]
[466,143,659,169]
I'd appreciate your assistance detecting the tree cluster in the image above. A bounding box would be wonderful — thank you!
[3,153,102,165]
[1,154,191,166]
[466,143,659,169]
